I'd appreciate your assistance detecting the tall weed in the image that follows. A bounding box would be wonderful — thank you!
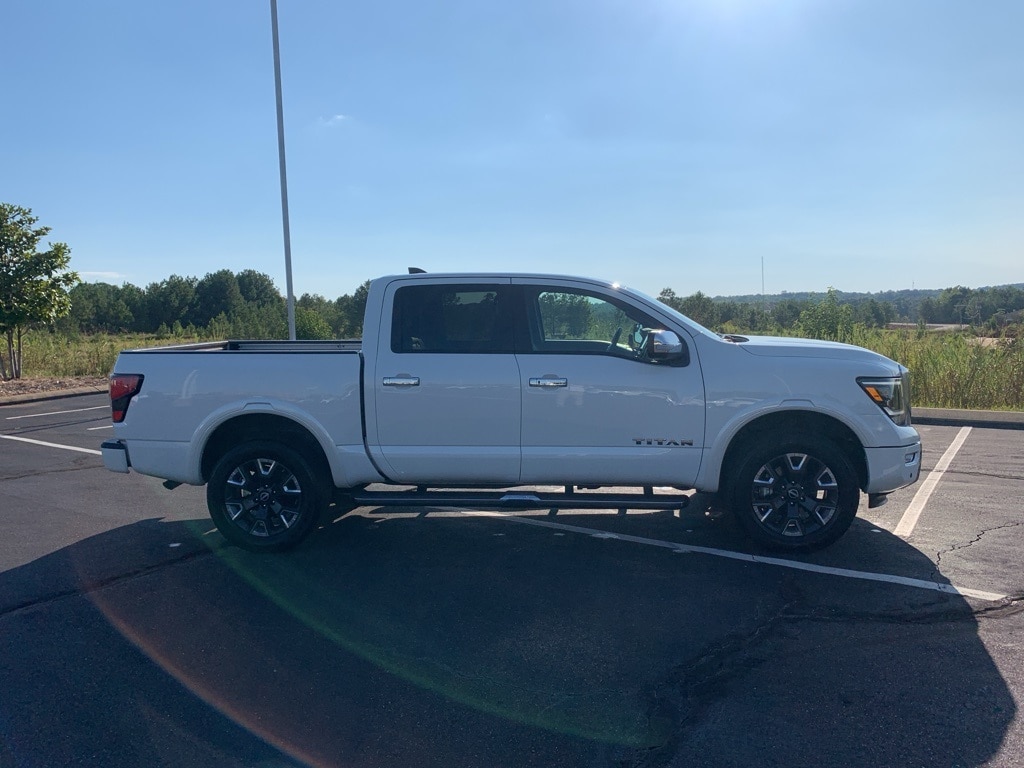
[21,332,202,378]
[846,327,1022,410]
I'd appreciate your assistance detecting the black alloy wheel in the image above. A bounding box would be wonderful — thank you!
[207,441,325,552]
[731,436,859,551]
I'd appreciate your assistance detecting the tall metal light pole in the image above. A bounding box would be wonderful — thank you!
[270,0,296,340]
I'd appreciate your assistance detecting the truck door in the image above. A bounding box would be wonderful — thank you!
[370,279,522,484]
[514,281,705,487]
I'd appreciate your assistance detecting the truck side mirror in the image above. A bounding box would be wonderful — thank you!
[646,330,686,363]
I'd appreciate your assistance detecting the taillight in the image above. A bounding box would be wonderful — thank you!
[110,374,144,423]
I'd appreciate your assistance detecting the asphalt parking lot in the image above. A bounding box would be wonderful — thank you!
[1,392,1022,768]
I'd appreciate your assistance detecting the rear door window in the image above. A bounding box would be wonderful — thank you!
[391,284,515,353]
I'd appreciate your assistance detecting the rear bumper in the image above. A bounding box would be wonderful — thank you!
[101,439,131,473]
[864,441,921,494]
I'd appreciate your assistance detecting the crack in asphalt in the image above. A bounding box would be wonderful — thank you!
[934,520,1024,574]
[614,576,1023,768]
[974,598,1024,619]
[1,417,109,436]
[920,520,1024,604]
[0,463,99,482]
[940,468,1024,482]
[0,546,219,621]
[613,589,799,767]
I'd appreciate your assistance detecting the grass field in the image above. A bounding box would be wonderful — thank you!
[20,332,204,380]
[849,328,1023,411]
[18,327,1024,411]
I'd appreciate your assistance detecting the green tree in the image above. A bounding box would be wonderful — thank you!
[237,269,282,307]
[917,296,937,324]
[298,293,340,332]
[657,288,683,312]
[771,298,807,330]
[229,301,287,339]
[119,283,147,331]
[334,280,371,337]
[190,269,243,327]
[0,203,79,379]
[798,288,854,342]
[678,291,719,329]
[295,306,334,340]
[61,282,135,334]
[934,286,972,325]
[144,275,197,331]
[853,298,894,328]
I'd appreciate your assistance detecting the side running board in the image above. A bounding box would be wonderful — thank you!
[335,486,691,514]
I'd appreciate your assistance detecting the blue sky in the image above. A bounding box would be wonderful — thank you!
[3,0,1022,301]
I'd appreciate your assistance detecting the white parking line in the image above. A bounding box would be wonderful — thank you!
[5,405,108,420]
[87,425,113,431]
[462,509,1008,602]
[894,426,972,539]
[0,434,102,456]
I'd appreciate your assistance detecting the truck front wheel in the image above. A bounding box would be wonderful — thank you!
[206,441,326,552]
[730,436,859,551]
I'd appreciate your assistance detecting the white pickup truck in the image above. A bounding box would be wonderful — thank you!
[102,272,921,552]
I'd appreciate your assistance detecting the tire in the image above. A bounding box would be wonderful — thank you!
[729,436,860,551]
[206,441,327,552]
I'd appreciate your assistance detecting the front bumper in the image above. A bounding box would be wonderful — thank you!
[864,441,921,494]
[101,439,131,474]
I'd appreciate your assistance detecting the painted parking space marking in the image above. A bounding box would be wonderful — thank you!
[894,426,972,539]
[462,509,1008,602]
[0,434,101,456]
[5,405,107,420]
[86,425,113,431]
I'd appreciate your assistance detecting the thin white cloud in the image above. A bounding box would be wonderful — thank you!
[80,271,129,282]
[316,114,350,128]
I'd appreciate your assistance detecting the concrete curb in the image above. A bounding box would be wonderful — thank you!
[912,407,1024,430]
[0,386,108,406]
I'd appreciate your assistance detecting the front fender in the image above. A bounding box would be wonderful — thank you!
[696,399,874,492]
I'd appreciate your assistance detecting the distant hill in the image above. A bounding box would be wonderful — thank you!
[713,284,1024,305]
[709,283,1024,323]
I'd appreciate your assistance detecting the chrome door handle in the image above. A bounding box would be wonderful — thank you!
[383,376,420,387]
[529,377,567,388]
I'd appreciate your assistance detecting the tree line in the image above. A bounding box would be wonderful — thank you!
[56,270,370,341]
[657,284,1024,337]
[55,273,1024,343]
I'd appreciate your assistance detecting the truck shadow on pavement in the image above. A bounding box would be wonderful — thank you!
[0,509,1016,768]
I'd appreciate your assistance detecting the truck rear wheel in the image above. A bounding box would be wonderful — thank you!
[730,436,859,551]
[206,441,326,552]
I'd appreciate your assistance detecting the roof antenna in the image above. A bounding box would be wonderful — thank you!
[408,267,426,274]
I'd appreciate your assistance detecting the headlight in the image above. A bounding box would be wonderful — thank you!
[858,375,911,426]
